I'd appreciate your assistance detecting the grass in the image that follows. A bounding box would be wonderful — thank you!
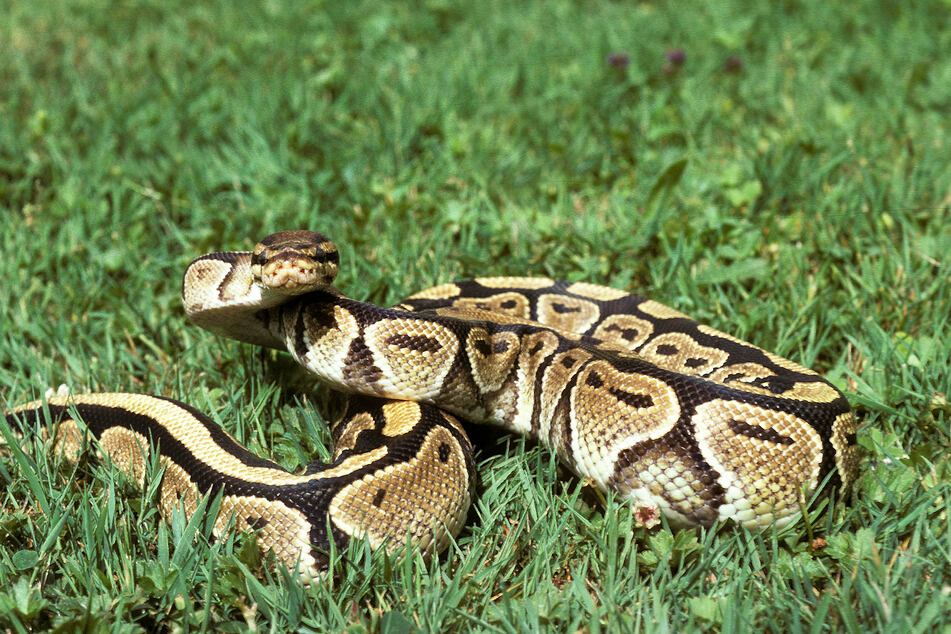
[1,0,950,631]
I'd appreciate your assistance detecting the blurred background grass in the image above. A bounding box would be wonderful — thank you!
[1,0,949,631]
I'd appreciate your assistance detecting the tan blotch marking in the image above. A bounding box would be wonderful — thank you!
[364,318,458,399]
[406,283,462,301]
[381,401,423,436]
[99,426,152,484]
[218,264,256,303]
[564,282,630,301]
[511,330,560,433]
[830,412,858,494]
[300,305,361,382]
[451,292,531,320]
[466,328,521,393]
[158,458,200,518]
[51,418,83,462]
[692,400,823,528]
[591,314,655,351]
[639,332,730,377]
[709,362,774,384]
[474,276,554,289]
[332,411,377,460]
[214,495,316,571]
[783,380,842,403]
[304,304,360,351]
[329,426,471,558]
[538,349,593,435]
[708,362,778,396]
[570,361,681,481]
[638,300,690,321]
[536,294,601,334]
[318,446,389,479]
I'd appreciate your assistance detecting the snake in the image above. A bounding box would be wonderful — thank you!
[4,230,858,577]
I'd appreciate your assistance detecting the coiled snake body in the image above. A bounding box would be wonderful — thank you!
[5,231,858,576]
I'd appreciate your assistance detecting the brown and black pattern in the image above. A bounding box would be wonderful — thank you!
[4,231,858,579]
[4,392,474,579]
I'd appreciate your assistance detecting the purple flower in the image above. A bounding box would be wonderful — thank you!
[724,55,743,73]
[665,49,686,66]
[606,52,630,69]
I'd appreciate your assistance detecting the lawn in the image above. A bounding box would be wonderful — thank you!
[1,0,950,631]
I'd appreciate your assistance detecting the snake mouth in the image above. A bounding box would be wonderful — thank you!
[250,230,340,294]
[260,257,323,293]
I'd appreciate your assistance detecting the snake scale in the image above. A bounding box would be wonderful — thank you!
[4,230,858,577]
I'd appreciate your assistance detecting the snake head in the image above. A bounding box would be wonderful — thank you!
[251,230,339,294]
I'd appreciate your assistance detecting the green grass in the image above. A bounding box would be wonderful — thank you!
[1,0,950,631]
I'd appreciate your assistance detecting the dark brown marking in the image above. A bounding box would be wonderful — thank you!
[500,299,518,309]
[768,381,791,394]
[473,338,492,356]
[560,357,576,369]
[493,340,510,354]
[585,372,604,389]
[293,309,310,359]
[552,302,580,314]
[727,419,794,445]
[301,301,338,346]
[751,376,794,394]
[549,384,576,464]
[770,378,794,394]
[437,443,451,463]
[343,339,383,384]
[604,323,640,342]
[372,489,386,507]
[684,357,708,368]
[246,516,269,531]
[655,344,678,356]
[529,341,545,356]
[385,334,441,353]
[216,263,243,299]
[608,387,654,409]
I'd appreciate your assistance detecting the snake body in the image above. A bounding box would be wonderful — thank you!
[4,231,858,576]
